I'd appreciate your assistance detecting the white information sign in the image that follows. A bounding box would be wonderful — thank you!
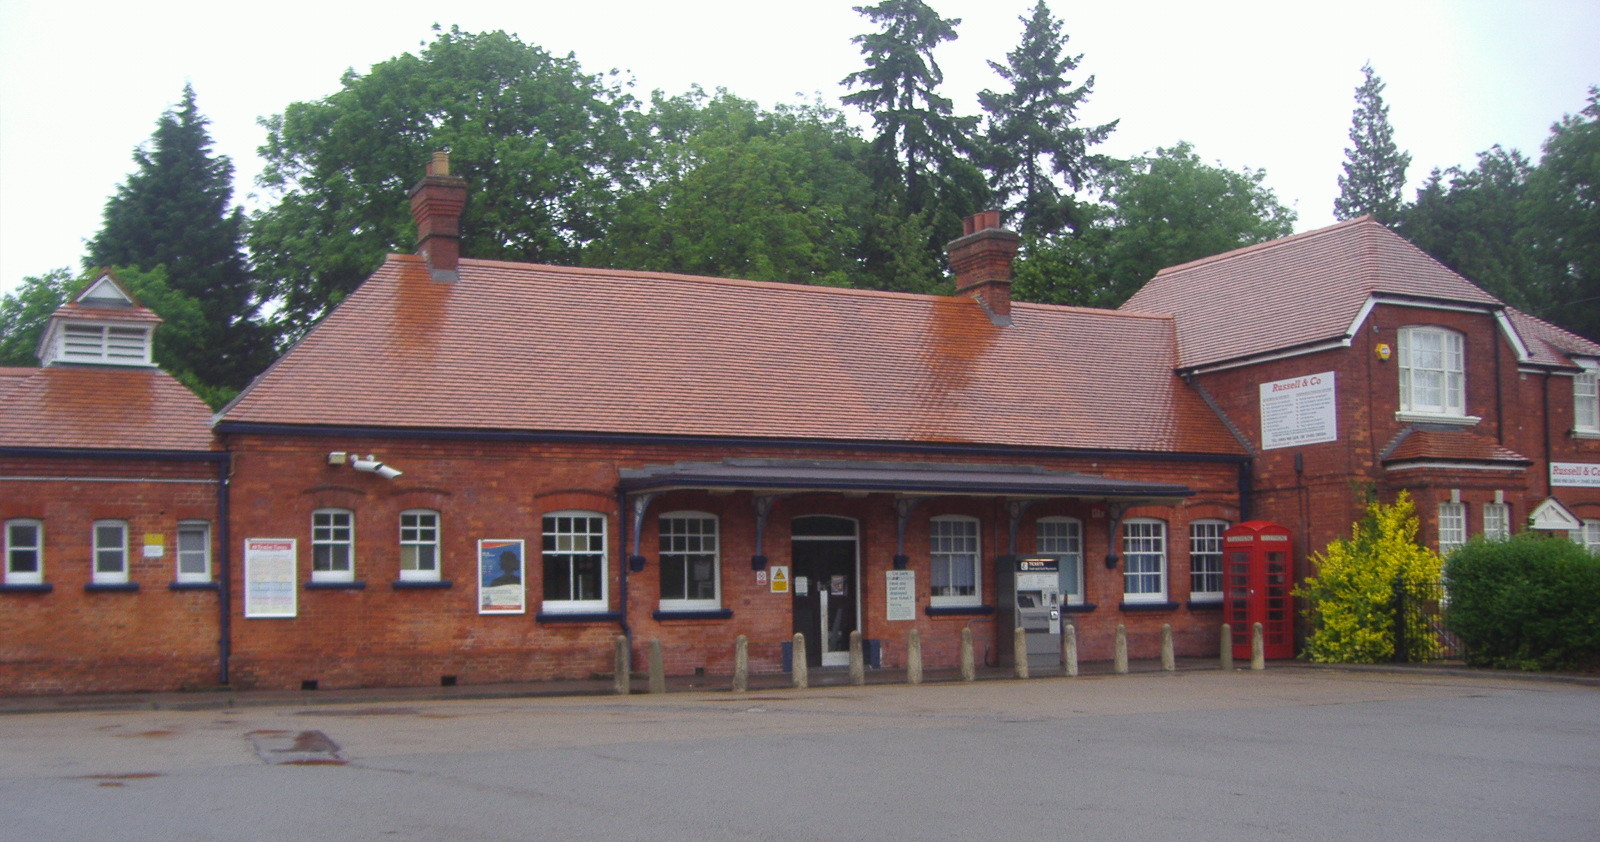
[1260,371,1338,450]
[885,570,916,621]
[1551,462,1600,488]
[244,538,297,618]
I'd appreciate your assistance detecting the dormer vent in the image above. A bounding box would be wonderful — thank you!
[35,270,161,367]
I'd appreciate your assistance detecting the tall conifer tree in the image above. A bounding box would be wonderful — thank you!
[87,85,270,391]
[978,1,1115,238]
[1334,64,1411,226]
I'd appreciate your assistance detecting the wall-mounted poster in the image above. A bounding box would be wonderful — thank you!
[478,539,526,614]
[885,570,915,621]
[1260,371,1337,450]
[244,538,297,618]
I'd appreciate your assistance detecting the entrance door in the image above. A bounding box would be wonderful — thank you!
[790,516,859,668]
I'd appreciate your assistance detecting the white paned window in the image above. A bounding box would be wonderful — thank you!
[93,520,129,585]
[1122,519,1167,603]
[542,511,607,612]
[1036,517,1083,605]
[1575,520,1600,554]
[1398,326,1466,417]
[399,510,440,581]
[1575,369,1598,434]
[1482,503,1511,541]
[659,513,719,610]
[5,519,43,585]
[59,323,151,365]
[311,509,354,582]
[1438,502,1467,555]
[929,516,980,606]
[1189,519,1228,602]
[175,521,211,583]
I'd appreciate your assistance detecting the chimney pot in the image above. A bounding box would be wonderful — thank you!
[409,152,469,281]
[948,211,1020,326]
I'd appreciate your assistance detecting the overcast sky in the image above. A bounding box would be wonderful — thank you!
[2,0,1597,298]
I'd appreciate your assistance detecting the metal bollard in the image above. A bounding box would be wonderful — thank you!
[1251,622,1265,671]
[848,630,865,686]
[792,633,809,689]
[1220,623,1234,671]
[1113,624,1129,675]
[907,629,923,685]
[733,635,749,693]
[613,635,631,696]
[1013,627,1029,679]
[648,639,666,694]
[1063,624,1079,678]
[1160,624,1175,672]
[960,628,975,682]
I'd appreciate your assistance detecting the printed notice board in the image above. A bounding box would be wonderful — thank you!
[244,538,297,618]
[1260,371,1337,450]
[886,570,916,621]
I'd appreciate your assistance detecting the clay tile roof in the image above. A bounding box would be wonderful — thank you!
[1381,428,1531,467]
[222,255,1243,455]
[1120,216,1503,370]
[0,366,216,451]
[1504,307,1600,368]
[0,367,33,402]
[46,302,164,325]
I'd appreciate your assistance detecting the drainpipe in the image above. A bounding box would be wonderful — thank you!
[616,489,633,668]
[217,454,232,685]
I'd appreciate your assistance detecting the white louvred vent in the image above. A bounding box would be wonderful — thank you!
[57,323,152,365]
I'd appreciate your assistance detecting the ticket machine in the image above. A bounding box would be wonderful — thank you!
[997,555,1062,670]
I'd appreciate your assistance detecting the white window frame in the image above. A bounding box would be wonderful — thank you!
[1122,518,1167,604]
[1035,517,1083,605]
[1574,365,1598,435]
[1575,520,1600,555]
[92,519,129,585]
[1438,502,1467,555]
[1189,519,1228,602]
[1397,326,1467,420]
[541,510,608,613]
[311,509,355,583]
[658,511,720,611]
[175,520,211,583]
[398,509,440,582]
[5,518,44,585]
[929,515,981,607]
[1482,503,1511,541]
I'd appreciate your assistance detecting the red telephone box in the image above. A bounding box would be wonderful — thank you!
[1223,521,1294,660]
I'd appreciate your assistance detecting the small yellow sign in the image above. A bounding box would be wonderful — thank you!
[142,533,165,558]
[769,565,790,594]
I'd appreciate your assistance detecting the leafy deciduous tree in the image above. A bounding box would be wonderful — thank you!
[1523,87,1600,340]
[1335,63,1411,227]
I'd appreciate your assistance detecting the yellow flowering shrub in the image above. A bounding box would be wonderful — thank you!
[1295,491,1444,663]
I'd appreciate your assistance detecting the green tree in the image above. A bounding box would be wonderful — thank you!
[978,1,1115,238]
[1295,491,1444,664]
[1335,63,1411,226]
[85,85,272,391]
[250,26,642,338]
[1094,142,1296,306]
[1444,533,1600,671]
[0,269,77,367]
[587,89,873,287]
[1524,87,1600,341]
[842,0,987,288]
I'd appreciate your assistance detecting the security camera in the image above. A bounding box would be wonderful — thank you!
[375,465,403,480]
[351,457,382,472]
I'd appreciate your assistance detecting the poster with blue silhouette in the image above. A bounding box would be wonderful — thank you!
[478,539,526,614]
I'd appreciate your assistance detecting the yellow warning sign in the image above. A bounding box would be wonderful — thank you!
[769,565,790,594]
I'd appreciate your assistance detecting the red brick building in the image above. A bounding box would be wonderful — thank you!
[4,156,1597,694]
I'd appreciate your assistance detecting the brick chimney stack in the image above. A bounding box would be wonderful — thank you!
[409,151,469,282]
[947,210,1021,326]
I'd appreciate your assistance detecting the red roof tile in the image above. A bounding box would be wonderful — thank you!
[0,367,216,451]
[223,256,1242,455]
[1382,428,1531,466]
[1504,307,1600,368]
[1121,217,1503,370]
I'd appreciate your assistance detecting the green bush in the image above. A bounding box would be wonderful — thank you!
[1444,533,1600,671]
[1295,492,1443,663]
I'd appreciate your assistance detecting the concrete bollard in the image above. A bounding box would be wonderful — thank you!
[1013,627,1029,679]
[1113,624,1129,675]
[1063,624,1079,678]
[732,635,749,693]
[848,630,865,686]
[1220,623,1234,671]
[1251,622,1265,671]
[1160,624,1175,672]
[613,635,631,696]
[792,633,809,689]
[648,639,667,694]
[907,629,923,685]
[960,628,975,682]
